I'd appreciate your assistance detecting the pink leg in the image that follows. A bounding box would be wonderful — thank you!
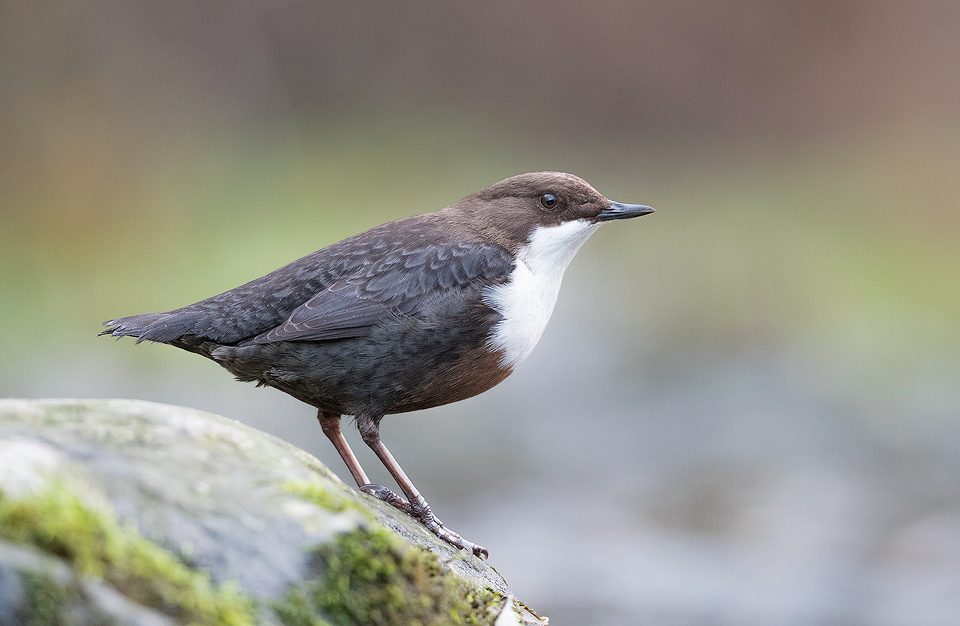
[356,414,488,559]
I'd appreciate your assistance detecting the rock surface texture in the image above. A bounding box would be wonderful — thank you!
[0,398,545,626]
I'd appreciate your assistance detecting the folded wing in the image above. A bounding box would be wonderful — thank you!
[249,241,514,344]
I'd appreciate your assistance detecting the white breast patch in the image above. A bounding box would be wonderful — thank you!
[482,219,601,368]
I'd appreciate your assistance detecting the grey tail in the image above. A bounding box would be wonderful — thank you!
[100,310,205,345]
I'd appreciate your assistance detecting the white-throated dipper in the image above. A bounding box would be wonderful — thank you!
[101,171,653,558]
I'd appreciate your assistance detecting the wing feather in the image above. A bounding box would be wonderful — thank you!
[250,241,513,344]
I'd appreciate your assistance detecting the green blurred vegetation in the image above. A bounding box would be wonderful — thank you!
[2,115,958,389]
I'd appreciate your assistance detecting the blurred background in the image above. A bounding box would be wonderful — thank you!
[3,2,960,624]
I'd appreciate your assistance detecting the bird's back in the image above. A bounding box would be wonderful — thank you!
[103,214,456,347]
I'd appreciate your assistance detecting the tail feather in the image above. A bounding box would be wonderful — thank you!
[100,310,205,344]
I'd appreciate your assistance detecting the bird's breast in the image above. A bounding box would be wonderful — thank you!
[481,218,600,368]
[482,260,562,368]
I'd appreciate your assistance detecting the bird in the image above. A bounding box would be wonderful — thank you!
[101,171,654,558]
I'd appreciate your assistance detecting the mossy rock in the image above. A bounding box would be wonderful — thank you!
[0,399,544,625]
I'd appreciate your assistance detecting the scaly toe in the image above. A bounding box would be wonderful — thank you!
[360,483,412,514]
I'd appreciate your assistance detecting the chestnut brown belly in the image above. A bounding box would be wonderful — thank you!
[209,307,511,417]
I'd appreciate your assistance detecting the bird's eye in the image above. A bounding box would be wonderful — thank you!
[539,193,558,210]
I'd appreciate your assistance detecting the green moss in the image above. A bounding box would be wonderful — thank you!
[17,571,70,626]
[280,479,373,520]
[274,527,505,626]
[0,483,257,626]
[0,479,507,626]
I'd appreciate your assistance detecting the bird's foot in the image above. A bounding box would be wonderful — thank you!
[360,483,488,559]
[360,483,412,514]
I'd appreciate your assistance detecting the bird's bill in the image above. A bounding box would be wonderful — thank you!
[596,201,655,221]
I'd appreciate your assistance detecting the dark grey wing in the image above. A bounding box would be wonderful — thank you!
[250,241,514,344]
[250,279,390,342]
[103,215,481,346]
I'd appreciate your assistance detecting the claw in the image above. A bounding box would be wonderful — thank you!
[360,483,411,513]
[360,485,488,558]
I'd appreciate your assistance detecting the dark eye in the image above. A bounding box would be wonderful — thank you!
[539,193,558,210]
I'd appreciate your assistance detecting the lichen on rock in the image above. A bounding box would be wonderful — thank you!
[0,399,540,626]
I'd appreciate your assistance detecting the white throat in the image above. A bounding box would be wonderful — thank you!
[483,219,601,368]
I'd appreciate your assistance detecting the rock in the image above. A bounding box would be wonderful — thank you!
[0,399,546,626]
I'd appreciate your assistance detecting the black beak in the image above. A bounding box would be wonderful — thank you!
[596,201,655,222]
